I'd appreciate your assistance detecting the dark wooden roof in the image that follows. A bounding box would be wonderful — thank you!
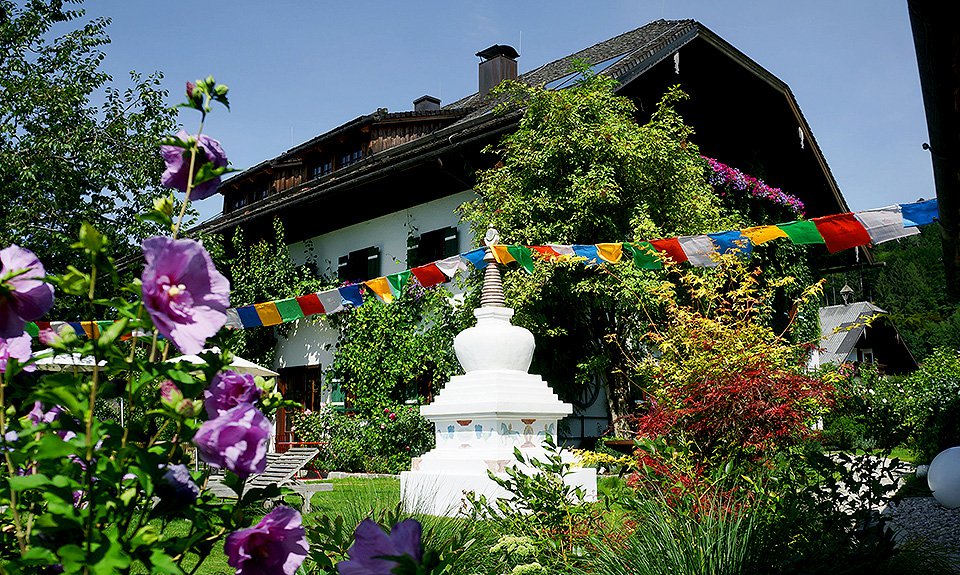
[190,19,855,252]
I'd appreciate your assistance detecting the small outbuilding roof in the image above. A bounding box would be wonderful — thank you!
[817,302,887,365]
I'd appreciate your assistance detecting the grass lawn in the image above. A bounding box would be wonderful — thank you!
[184,477,401,574]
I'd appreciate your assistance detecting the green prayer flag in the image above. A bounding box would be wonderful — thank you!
[24,322,39,337]
[777,221,825,245]
[387,270,412,295]
[506,245,535,274]
[624,242,662,270]
[96,321,112,336]
[275,298,305,322]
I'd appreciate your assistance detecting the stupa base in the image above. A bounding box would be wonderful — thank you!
[400,466,597,517]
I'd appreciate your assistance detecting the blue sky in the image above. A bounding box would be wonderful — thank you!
[82,0,932,224]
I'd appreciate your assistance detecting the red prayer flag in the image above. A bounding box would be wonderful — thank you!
[649,238,688,264]
[411,264,447,288]
[813,213,872,253]
[531,245,561,260]
[296,293,326,316]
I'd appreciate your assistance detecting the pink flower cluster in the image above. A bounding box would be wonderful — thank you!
[703,156,805,217]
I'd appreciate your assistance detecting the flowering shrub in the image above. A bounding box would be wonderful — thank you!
[291,403,435,474]
[0,78,308,573]
[704,156,805,217]
[627,255,834,496]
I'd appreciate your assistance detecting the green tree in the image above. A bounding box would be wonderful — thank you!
[460,70,738,426]
[327,284,470,416]
[0,0,178,311]
[204,218,327,366]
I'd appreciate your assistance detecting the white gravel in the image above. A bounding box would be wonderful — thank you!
[883,496,960,571]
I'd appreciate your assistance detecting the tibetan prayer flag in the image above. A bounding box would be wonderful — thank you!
[531,246,561,261]
[741,225,787,245]
[224,308,243,329]
[506,245,535,273]
[572,245,601,264]
[67,322,84,336]
[595,243,623,263]
[461,248,488,269]
[547,245,576,258]
[901,198,938,227]
[80,321,97,338]
[624,242,662,269]
[491,245,515,264]
[296,294,325,316]
[649,238,688,264]
[678,235,718,267]
[275,298,304,322]
[708,231,752,256]
[813,213,872,253]
[364,277,394,303]
[236,307,262,328]
[338,285,364,308]
[387,271,412,296]
[777,221,825,245]
[96,321,112,338]
[318,289,345,314]
[854,205,919,244]
[254,302,283,326]
[411,263,447,287]
[436,255,467,279]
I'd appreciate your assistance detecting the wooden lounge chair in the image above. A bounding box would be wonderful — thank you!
[206,447,332,512]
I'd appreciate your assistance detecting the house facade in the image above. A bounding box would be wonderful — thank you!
[193,19,860,446]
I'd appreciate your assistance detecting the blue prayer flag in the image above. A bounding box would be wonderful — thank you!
[236,306,263,328]
[338,285,364,307]
[708,230,753,256]
[900,199,938,227]
[572,245,601,264]
[461,248,488,269]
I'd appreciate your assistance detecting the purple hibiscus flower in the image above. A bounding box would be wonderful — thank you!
[225,506,308,575]
[204,370,262,418]
[0,245,54,338]
[192,403,270,478]
[0,333,33,373]
[158,464,200,504]
[338,518,423,575]
[141,237,229,355]
[161,130,228,200]
[27,401,63,425]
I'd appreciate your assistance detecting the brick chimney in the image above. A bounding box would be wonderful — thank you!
[413,95,441,112]
[476,44,519,97]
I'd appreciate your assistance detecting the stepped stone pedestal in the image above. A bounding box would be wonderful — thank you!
[400,256,596,516]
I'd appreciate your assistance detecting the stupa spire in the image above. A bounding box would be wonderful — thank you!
[480,226,505,308]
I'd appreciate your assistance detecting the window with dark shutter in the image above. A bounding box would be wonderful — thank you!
[338,246,381,282]
[407,226,459,267]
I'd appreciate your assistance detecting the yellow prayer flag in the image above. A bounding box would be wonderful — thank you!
[80,321,98,339]
[741,225,787,245]
[364,277,394,303]
[491,245,515,264]
[595,243,623,263]
[254,302,283,326]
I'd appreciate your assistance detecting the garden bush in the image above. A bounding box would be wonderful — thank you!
[291,403,434,474]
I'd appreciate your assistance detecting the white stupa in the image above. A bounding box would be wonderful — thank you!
[400,229,597,516]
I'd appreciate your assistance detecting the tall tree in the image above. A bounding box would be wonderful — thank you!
[0,0,177,305]
[460,70,737,428]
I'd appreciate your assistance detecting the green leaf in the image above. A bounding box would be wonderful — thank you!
[8,473,51,491]
[34,432,77,460]
[77,221,106,253]
[97,317,129,348]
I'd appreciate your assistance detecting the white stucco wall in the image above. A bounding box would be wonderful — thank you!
[276,189,476,373]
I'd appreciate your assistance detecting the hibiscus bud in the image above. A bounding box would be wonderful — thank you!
[214,83,229,96]
[153,195,174,217]
[160,380,184,409]
[185,81,196,99]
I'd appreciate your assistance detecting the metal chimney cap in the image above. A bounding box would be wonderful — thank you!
[476,44,519,61]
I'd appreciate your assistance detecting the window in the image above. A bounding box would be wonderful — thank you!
[860,348,875,364]
[226,194,247,212]
[407,226,459,268]
[339,148,363,168]
[311,160,333,179]
[337,246,381,282]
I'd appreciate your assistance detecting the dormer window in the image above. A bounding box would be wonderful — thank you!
[338,246,380,282]
[407,226,459,267]
[311,160,333,179]
[339,148,363,168]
